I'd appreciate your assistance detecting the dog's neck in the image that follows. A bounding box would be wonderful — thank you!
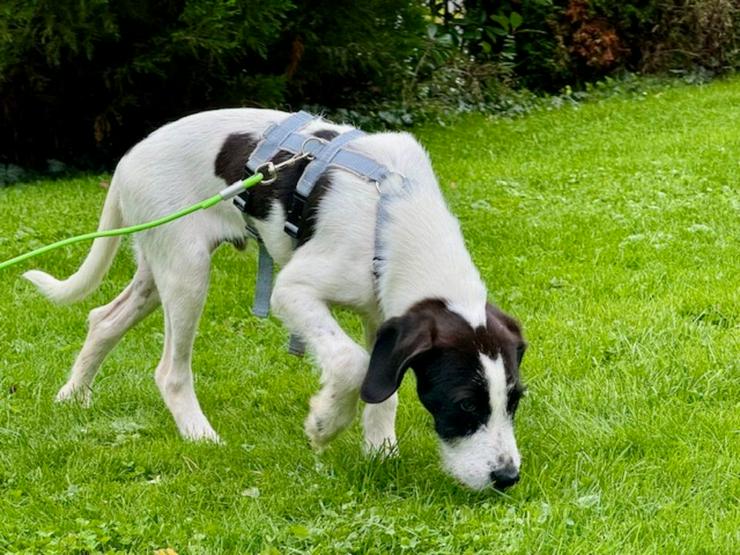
[376,176,488,327]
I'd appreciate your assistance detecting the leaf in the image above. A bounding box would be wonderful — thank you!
[436,33,454,47]
[289,524,311,539]
[510,11,523,30]
[490,14,509,32]
[462,28,482,40]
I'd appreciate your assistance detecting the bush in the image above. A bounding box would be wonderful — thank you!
[0,0,425,169]
[0,0,295,167]
[430,1,738,90]
[0,1,736,172]
[639,0,739,73]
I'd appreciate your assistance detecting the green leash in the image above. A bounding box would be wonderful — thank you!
[0,172,264,271]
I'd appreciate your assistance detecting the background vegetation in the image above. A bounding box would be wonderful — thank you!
[1,76,738,554]
[1,0,738,174]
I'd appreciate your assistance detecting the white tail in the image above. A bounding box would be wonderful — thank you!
[24,182,123,305]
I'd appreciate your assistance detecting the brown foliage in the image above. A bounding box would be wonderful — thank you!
[565,0,626,70]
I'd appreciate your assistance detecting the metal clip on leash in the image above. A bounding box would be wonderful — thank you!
[233,143,318,214]
[254,148,315,185]
[219,150,311,204]
[254,136,324,184]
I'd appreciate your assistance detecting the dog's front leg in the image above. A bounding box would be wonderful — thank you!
[362,319,399,456]
[272,280,368,451]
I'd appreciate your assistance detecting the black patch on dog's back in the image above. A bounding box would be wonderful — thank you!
[213,129,339,242]
[215,132,258,184]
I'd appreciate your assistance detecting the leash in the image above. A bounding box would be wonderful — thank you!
[0,151,311,272]
[1,112,397,359]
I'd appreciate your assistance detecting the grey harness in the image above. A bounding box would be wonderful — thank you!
[235,111,395,354]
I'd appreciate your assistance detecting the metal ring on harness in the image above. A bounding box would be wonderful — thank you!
[254,161,278,184]
[300,135,328,157]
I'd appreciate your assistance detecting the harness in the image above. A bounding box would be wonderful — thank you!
[233,111,396,355]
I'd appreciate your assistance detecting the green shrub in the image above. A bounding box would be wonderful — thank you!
[0,1,736,172]
[0,0,295,167]
[639,0,739,72]
[0,0,425,169]
[429,0,738,90]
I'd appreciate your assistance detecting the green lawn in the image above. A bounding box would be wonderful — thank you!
[1,77,739,554]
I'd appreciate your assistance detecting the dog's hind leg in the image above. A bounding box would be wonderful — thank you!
[361,318,399,456]
[272,272,369,451]
[148,245,220,442]
[56,260,160,405]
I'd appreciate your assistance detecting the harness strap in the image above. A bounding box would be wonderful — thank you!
[260,130,390,184]
[246,111,316,173]
[296,129,366,192]
[252,242,274,318]
[236,112,395,358]
[372,175,412,280]
[287,334,306,356]
[240,111,319,357]
[251,237,305,356]
[333,149,390,182]
[285,129,367,238]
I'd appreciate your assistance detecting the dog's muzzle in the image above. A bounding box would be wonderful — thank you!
[490,465,520,490]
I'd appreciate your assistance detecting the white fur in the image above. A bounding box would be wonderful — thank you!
[358,136,488,327]
[440,355,520,490]
[24,108,491,454]
[24,184,123,304]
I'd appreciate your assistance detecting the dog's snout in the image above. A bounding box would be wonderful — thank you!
[490,466,520,490]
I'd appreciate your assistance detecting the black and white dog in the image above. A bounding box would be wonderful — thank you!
[24,109,526,490]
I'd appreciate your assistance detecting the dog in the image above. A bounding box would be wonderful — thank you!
[23,109,526,490]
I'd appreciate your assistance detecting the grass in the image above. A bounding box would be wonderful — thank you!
[1,76,739,553]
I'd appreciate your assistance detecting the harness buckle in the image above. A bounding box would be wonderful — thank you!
[284,192,307,239]
[233,193,249,213]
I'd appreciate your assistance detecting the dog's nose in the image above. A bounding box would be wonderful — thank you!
[490,466,520,490]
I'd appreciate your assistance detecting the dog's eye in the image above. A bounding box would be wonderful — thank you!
[459,399,477,413]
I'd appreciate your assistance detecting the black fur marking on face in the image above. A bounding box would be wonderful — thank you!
[484,303,527,417]
[415,348,492,440]
[213,128,339,242]
[506,385,524,416]
[362,299,526,441]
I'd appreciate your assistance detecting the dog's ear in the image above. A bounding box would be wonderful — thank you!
[516,342,527,366]
[361,315,434,404]
[486,302,522,337]
[487,302,526,367]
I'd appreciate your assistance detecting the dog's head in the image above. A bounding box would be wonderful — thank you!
[361,299,526,491]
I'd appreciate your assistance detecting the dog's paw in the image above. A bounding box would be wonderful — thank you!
[55,382,92,407]
[363,437,399,459]
[181,423,222,444]
[304,389,358,451]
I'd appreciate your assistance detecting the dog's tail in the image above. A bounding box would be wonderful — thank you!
[24,178,123,305]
